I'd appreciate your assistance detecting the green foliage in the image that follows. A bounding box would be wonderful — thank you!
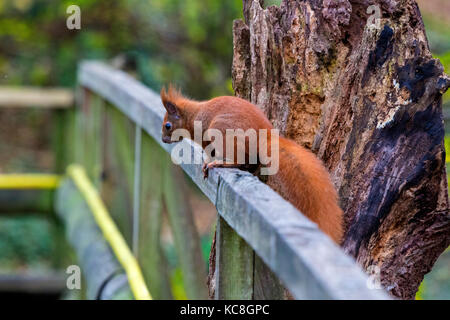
[422,14,450,55]
[125,0,243,97]
[415,280,425,300]
[435,51,450,103]
[418,249,450,299]
[170,267,188,300]
[0,0,244,98]
[0,216,56,270]
[423,12,450,104]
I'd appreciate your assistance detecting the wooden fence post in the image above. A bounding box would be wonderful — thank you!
[215,216,254,299]
[253,255,285,300]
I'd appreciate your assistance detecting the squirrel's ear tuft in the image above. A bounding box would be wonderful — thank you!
[161,84,182,116]
[160,86,169,106]
[159,87,167,104]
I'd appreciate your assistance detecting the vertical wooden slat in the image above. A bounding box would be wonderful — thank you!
[163,163,207,299]
[74,88,85,167]
[52,108,74,174]
[138,133,173,299]
[253,254,285,299]
[85,94,104,188]
[101,105,134,245]
[65,87,87,298]
[49,101,75,272]
[109,107,134,188]
[76,88,103,187]
[132,125,142,256]
[215,216,254,300]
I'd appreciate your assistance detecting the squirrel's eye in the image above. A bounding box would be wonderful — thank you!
[165,122,172,130]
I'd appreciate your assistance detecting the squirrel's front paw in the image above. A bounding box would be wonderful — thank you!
[202,162,210,179]
[202,160,222,179]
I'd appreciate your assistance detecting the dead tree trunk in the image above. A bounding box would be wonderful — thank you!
[229,0,450,299]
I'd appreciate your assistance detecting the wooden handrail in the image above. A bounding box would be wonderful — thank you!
[77,61,390,299]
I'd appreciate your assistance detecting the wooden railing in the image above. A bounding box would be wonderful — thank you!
[73,61,390,300]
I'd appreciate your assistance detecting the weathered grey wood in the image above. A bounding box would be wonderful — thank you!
[0,86,73,108]
[253,254,285,300]
[215,216,254,300]
[78,61,390,299]
[55,179,133,300]
[163,162,207,299]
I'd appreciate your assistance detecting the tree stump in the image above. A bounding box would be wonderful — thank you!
[229,0,450,299]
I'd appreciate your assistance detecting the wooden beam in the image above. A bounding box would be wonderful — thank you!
[78,61,390,299]
[0,87,73,108]
[215,216,254,299]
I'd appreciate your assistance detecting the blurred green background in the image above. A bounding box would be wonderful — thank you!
[0,0,448,299]
[0,0,245,97]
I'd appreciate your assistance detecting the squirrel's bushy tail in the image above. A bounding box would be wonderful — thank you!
[267,137,343,244]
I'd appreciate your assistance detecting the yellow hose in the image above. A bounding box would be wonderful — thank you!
[67,164,152,300]
[0,174,61,189]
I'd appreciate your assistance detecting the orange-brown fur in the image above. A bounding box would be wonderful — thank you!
[160,86,343,243]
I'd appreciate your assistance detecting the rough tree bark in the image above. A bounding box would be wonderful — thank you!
[226,0,450,299]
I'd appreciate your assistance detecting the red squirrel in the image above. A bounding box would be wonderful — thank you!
[160,86,343,243]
